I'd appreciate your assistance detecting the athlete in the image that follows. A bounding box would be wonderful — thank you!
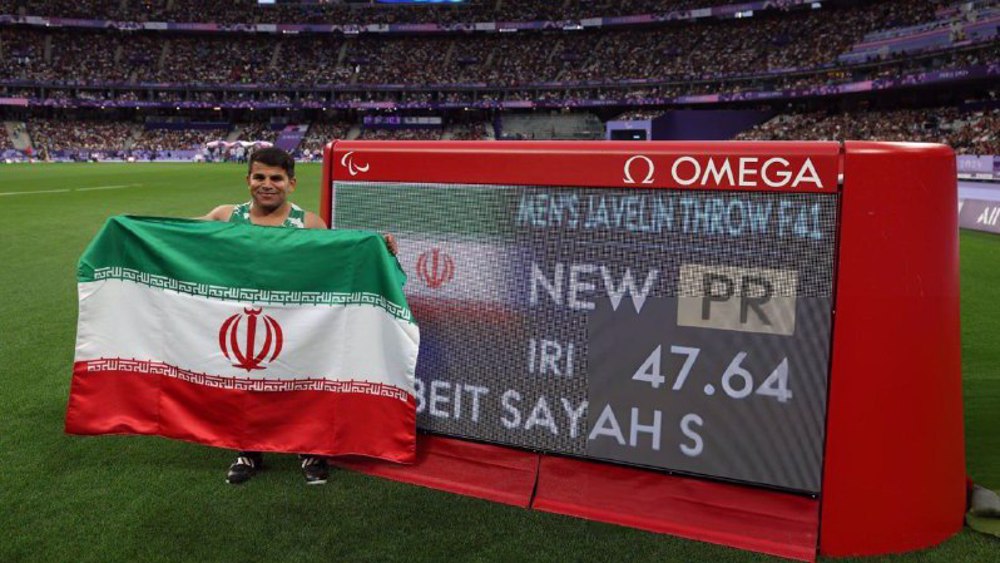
[199,146,396,485]
[201,147,326,229]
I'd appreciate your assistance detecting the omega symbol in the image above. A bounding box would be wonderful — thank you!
[623,155,655,184]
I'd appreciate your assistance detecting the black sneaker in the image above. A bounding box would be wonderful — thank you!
[301,456,329,485]
[226,454,262,485]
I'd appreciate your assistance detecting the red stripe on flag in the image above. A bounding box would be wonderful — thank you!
[65,362,416,463]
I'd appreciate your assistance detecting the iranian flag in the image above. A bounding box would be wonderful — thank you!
[66,216,419,463]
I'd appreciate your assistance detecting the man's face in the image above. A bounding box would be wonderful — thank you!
[247,161,296,212]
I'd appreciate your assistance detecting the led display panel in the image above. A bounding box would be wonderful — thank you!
[332,175,838,493]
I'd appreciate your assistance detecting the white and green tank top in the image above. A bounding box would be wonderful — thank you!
[229,201,306,229]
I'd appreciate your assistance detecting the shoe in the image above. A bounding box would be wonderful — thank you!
[226,454,262,485]
[301,456,329,485]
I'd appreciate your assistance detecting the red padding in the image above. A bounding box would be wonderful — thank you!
[820,143,965,555]
[334,435,539,508]
[533,456,820,562]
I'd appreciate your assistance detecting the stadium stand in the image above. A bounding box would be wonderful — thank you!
[448,120,490,140]
[0,121,15,147]
[737,105,1000,155]
[0,0,824,25]
[0,0,996,157]
[359,128,441,140]
[28,118,135,152]
[299,121,354,156]
[0,2,972,87]
[235,122,280,144]
[133,127,228,152]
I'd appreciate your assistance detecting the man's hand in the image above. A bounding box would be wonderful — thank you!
[383,233,398,256]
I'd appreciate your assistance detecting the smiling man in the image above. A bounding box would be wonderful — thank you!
[201,147,327,229]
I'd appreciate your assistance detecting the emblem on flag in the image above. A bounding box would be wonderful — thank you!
[219,307,283,371]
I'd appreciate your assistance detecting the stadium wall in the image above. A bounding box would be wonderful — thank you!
[651,109,776,141]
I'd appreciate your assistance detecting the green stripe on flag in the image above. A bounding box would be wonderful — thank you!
[78,216,411,320]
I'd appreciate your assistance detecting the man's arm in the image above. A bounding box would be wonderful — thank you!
[303,212,396,255]
[195,205,235,222]
[304,212,328,230]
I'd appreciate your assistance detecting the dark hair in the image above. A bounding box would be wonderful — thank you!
[249,147,295,178]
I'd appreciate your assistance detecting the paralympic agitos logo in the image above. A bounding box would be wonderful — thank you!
[340,151,370,176]
[623,154,825,189]
[218,307,284,372]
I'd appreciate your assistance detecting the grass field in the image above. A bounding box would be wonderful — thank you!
[0,163,997,562]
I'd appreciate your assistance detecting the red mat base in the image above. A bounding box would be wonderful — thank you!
[533,457,820,562]
[336,437,819,559]
[334,435,539,508]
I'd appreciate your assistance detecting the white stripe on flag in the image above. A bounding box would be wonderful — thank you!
[76,279,418,394]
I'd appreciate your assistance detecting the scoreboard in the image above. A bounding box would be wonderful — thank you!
[333,181,836,492]
[321,141,964,558]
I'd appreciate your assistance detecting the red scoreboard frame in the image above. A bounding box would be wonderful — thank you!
[321,140,963,560]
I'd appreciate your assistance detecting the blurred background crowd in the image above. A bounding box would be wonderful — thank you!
[0,0,996,159]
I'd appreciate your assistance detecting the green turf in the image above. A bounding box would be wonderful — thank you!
[0,163,997,562]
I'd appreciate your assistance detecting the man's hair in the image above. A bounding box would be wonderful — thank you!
[249,147,295,178]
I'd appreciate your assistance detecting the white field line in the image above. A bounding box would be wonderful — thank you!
[76,183,143,192]
[0,183,143,196]
[0,188,70,196]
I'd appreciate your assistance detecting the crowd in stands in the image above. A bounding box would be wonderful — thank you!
[359,128,441,141]
[948,108,1000,155]
[14,118,492,153]
[10,105,997,158]
[22,117,238,152]
[614,109,663,120]
[3,0,996,159]
[0,125,12,150]
[135,121,288,150]
[135,128,232,151]
[298,121,352,156]
[46,31,133,83]
[735,106,1000,155]
[450,121,488,140]
[0,26,46,80]
[157,36,273,85]
[28,118,133,152]
[483,0,732,24]
[278,36,352,86]
[238,122,278,143]
[0,0,964,90]
[0,0,836,25]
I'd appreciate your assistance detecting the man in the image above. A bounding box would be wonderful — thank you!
[199,147,396,485]
[201,146,327,230]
